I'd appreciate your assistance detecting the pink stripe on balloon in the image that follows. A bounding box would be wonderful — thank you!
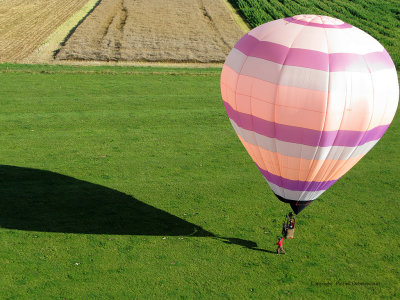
[364,50,396,72]
[284,17,352,29]
[235,34,394,72]
[257,165,337,191]
[235,34,289,66]
[224,101,389,147]
[285,47,329,72]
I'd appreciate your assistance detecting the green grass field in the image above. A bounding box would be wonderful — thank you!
[0,63,399,298]
[1,1,400,298]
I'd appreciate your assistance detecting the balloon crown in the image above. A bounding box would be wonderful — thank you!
[292,14,344,25]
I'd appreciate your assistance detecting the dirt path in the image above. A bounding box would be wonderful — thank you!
[56,0,246,63]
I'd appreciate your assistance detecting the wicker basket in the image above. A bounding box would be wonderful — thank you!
[286,228,295,239]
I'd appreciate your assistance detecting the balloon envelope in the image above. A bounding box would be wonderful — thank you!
[221,15,399,214]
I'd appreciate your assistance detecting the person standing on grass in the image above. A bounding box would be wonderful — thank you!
[276,237,285,255]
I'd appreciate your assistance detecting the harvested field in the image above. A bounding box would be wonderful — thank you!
[56,0,247,63]
[0,0,92,63]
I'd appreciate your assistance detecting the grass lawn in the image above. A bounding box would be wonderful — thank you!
[0,63,399,298]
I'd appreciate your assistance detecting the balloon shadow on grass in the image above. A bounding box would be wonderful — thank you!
[0,165,273,252]
[220,238,276,253]
[0,165,210,236]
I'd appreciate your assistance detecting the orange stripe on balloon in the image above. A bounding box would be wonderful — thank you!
[238,137,365,182]
[220,65,239,109]
[221,65,397,131]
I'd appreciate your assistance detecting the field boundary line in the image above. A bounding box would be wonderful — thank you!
[0,68,221,77]
[49,60,224,68]
[23,0,101,64]
[221,0,250,33]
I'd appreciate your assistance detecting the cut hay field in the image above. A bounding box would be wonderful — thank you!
[0,63,399,298]
[0,0,95,63]
[55,0,246,63]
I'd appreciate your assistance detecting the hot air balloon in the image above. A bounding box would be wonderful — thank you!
[220,15,399,214]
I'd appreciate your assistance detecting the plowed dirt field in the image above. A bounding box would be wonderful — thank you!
[56,0,246,63]
[0,0,91,62]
